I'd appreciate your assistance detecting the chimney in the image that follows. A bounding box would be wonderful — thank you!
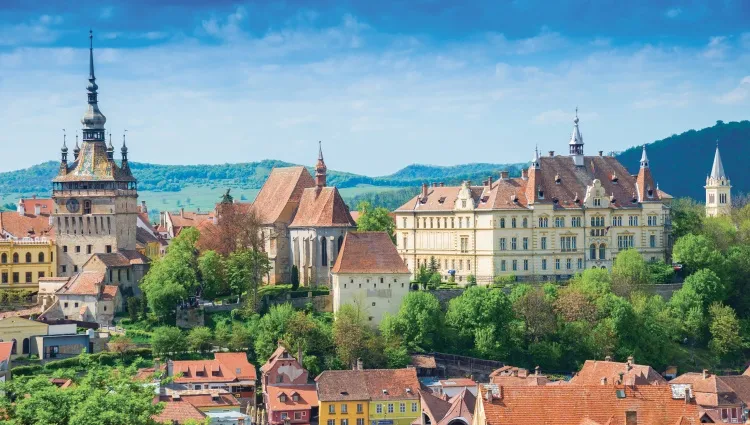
[180,208,184,216]
[627,356,634,367]
[535,366,540,376]
[500,170,509,180]
[605,355,612,362]
[421,183,428,199]
[34,205,41,216]
[685,387,692,404]
[141,200,147,213]
[600,377,607,385]
[702,369,709,379]
[167,359,174,377]
[356,358,363,371]
[487,176,492,187]
[548,151,554,157]
[17,200,25,216]
[598,150,603,156]
[439,182,445,187]
[521,169,528,180]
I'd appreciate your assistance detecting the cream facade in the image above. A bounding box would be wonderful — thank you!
[395,116,672,284]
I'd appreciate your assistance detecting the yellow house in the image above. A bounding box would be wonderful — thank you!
[0,240,57,290]
[0,316,48,359]
[317,368,421,425]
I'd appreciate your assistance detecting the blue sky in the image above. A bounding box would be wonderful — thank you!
[0,0,748,175]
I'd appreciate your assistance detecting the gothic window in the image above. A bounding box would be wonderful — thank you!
[321,238,328,266]
[12,253,18,263]
[338,235,344,252]
[38,252,44,263]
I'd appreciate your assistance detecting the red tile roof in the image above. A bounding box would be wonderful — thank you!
[479,384,700,425]
[56,271,105,296]
[439,378,477,388]
[420,391,452,425]
[438,388,475,425]
[316,368,420,402]
[0,341,13,363]
[101,285,119,300]
[670,372,740,407]
[0,211,54,239]
[260,344,302,373]
[168,211,215,229]
[569,359,666,386]
[19,198,54,216]
[266,384,318,411]
[153,399,207,424]
[252,166,315,225]
[172,353,256,383]
[290,187,356,228]
[91,250,150,267]
[214,352,257,380]
[331,232,409,274]
[178,393,240,408]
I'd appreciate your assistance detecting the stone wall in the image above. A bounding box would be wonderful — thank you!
[264,293,332,312]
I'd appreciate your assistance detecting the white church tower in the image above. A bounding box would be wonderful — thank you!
[705,143,731,217]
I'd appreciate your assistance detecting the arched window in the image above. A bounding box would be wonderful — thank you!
[321,238,328,267]
[25,252,31,263]
[22,338,29,354]
[522,217,528,228]
[1,253,6,264]
[38,252,45,263]
[590,244,597,260]
[500,218,505,228]
[599,244,606,260]
[12,253,18,263]
[11,339,17,355]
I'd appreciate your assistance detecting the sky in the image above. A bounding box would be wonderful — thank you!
[0,0,748,176]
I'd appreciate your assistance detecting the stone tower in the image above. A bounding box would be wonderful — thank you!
[705,144,731,217]
[52,31,138,276]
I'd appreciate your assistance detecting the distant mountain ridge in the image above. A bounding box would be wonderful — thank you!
[1,120,747,202]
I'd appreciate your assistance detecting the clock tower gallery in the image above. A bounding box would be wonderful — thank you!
[52,31,138,276]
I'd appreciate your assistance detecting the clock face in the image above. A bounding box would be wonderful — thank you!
[66,198,80,213]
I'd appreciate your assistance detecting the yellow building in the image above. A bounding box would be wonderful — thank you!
[317,368,420,425]
[0,316,48,359]
[0,240,57,290]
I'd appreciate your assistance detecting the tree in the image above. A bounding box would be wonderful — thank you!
[187,327,214,353]
[107,336,136,359]
[708,303,743,363]
[446,287,513,358]
[384,292,443,352]
[683,268,726,306]
[333,303,370,368]
[672,234,725,276]
[198,250,226,299]
[512,287,558,342]
[151,326,187,357]
[291,265,300,291]
[670,197,704,240]
[127,297,141,323]
[611,249,649,296]
[226,248,271,308]
[254,304,297,360]
[198,203,264,255]
[702,216,738,252]
[228,325,252,352]
[356,201,396,242]
[428,256,439,274]
[415,265,432,290]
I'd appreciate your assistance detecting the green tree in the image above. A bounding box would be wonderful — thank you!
[333,303,370,368]
[383,292,443,352]
[513,287,558,342]
[214,320,231,347]
[187,326,214,353]
[151,326,187,357]
[708,303,743,363]
[446,287,513,358]
[683,268,726,306]
[254,304,297,360]
[227,248,271,309]
[702,216,738,252]
[198,250,226,299]
[127,297,141,323]
[228,324,252,352]
[672,234,725,275]
[356,201,396,242]
[291,265,300,291]
[415,265,432,290]
[670,197,704,240]
[428,256,439,274]
[611,249,649,296]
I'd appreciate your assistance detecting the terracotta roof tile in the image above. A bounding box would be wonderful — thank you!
[0,211,54,239]
[214,352,257,380]
[420,391,452,425]
[411,354,436,369]
[0,341,13,363]
[438,388,475,425]
[569,360,666,386]
[19,198,54,216]
[172,353,256,383]
[260,344,301,373]
[266,384,318,411]
[57,271,105,296]
[290,187,356,228]
[332,232,409,274]
[439,378,477,388]
[168,210,215,228]
[316,369,420,402]
[91,250,149,267]
[101,285,119,300]
[479,384,700,425]
[253,166,316,225]
[720,375,750,405]
[178,393,240,408]
[153,399,207,424]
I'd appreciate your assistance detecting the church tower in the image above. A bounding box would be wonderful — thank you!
[52,31,138,276]
[315,141,327,188]
[569,108,584,167]
[705,143,731,217]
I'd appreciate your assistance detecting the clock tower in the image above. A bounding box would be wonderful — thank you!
[52,31,138,276]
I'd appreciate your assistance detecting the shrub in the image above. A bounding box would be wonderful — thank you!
[45,357,82,370]
[11,365,43,376]
[493,275,516,286]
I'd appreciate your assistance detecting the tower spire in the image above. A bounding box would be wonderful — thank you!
[81,30,106,141]
[640,145,649,168]
[121,129,128,161]
[61,129,68,162]
[315,141,327,188]
[710,140,726,180]
[530,145,540,169]
[568,107,584,166]
[107,132,114,160]
[74,131,80,160]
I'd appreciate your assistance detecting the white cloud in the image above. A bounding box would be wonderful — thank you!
[665,8,682,18]
[702,36,728,60]
[0,15,64,46]
[532,109,599,125]
[715,76,750,104]
[201,5,248,42]
[100,6,115,20]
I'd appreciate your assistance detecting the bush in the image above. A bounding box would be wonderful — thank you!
[45,357,82,370]
[466,274,476,284]
[11,365,43,376]
[493,275,516,286]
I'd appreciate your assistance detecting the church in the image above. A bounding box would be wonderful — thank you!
[705,144,731,217]
[394,112,673,284]
[40,32,148,325]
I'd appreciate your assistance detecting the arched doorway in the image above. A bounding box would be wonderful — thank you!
[22,338,30,355]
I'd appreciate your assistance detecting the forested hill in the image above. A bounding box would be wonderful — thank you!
[1,120,747,201]
[616,120,750,200]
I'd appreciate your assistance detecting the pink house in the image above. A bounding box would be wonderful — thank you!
[260,343,308,387]
[266,384,318,425]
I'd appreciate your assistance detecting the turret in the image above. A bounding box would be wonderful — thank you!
[315,141,327,189]
[569,107,584,166]
[705,142,731,217]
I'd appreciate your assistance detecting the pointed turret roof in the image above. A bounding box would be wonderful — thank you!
[640,145,649,168]
[569,108,583,146]
[710,144,727,180]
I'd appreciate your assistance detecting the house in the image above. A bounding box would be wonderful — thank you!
[670,370,750,423]
[0,201,56,290]
[29,332,90,361]
[0,341,13,383]
[429,379,478,398]
[266,384,318,425]
[317,367,421,425]
[473,384,700,425]
[569,356,667,386]
[410,354,439,378]
[38,271,121,326]
[331,232,411,326]
[153,397,208,425]
[167,353,257,408]
[488,366,551,386]
[418,388,476,425]
[260,343,309,388]
[159,209,215,240]
[82,250,150,297]
[0,316,48,358]
[156,389,252,425]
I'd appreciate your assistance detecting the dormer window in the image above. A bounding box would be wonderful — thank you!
[279,394,287,402]
[461,200,467,208]
[593,198,601,207]
[538,188,544,199]
[647,188,654,198]
[292,394,300,402]
[554,174,561,184]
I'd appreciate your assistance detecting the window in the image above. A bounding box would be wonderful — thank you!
[467,260,471,271]
[451,218,455,228]
[38,252,45,262]
[402,218,407,228]
[341,404,348,413]
[649,235,656,248]
[708,193,715,204]
[617,235,635,249]
[63,245,68,253]
[593,198,601,207]
[571,217,582,227]
[25,272,32,282]
[64,302,68,308]
[500,260,506,271]
[61,265,67,273]
[511,217,517,228]
[590,244,597,260]
[599,244,606,259]
[402,235,408,249]
[461,200,467,208]
[412,402,418,412]
[400,403,406,413]
[560,236,577,252]
[0,253,5,263]
[329,405,336,414]
[25,252,31,263]
[74,302,78,308]
[629,216,639,226]
[12,272,19,283]
[522,217,528,228]
[541,259,547,270]
[538,217,548,228]
[577,258,583,269]
[75,246,81,253]
[541,237,547,250]
[436,218,440,228]
[357,404,363,414]
[648,215,658,226]
[512,260,517,271]
[73,265,78,272]
[12,253,18,263]
[83,200,91,214]
[523,237,528,250]
[430,218,434,228]
[555,259,560,270]
[388,404,394,414]
[328,420,335,425]
[106,245,112,253]
[357,419,364,425]
[376,405,382,414]
[87,245,92,254]
[511,237,517,250]
[460,237,469,253]
[566,259,572,270]
[523,259,529,271]
[555,217,565,227]
[720,193,727,204]
[499,238,506,250]
[321,238,328,266]
[459,260,463,270]
[1,272,6,283]
[295,412,302,420]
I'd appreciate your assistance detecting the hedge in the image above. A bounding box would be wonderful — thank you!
[10,364,43,376]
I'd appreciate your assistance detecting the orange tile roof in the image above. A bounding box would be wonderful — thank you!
[153,399,206,424]
[331,232,409,274]
[91,250,150,267]
[670,372,740,407]
[439,378,477,388]
[479,384,700,425]
[0,211,54,239]
[316,368,420,402]
[569,360,666,386]
[19,198,54,216]
[260,344,301,373]
[421,391,452,425]
[101,285,119,300]
[168,210,215,228]
[178,393,240,408]
[214,352,257,380]
[172,353,256,383]
[438,388,475,425]
[266,384,318,411]
[56,271,105,296]
[489,366,551,386]
[289,187,356,228]
[252,166,315,225]
[0,341,13,363]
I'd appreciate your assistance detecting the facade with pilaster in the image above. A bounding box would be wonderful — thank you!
[394,113,673,284]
